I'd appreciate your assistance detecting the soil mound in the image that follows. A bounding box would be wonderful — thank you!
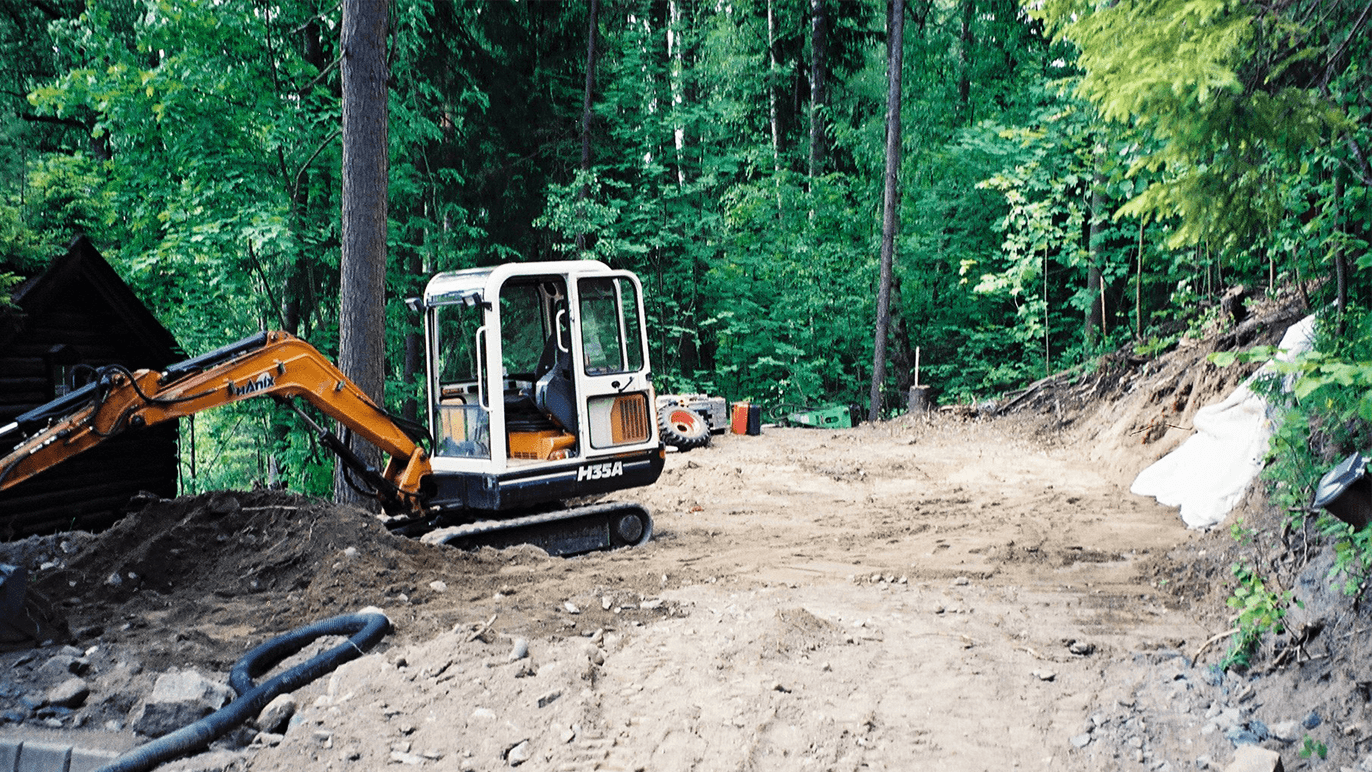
[760,607,844,658]
[35,491,402,605]
[26,490,497,670]
[999,292,1310,487]
[16,489,678,674]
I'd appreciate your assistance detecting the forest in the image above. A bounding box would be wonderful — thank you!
[1,0,1368,499]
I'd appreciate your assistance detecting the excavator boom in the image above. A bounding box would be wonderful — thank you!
[0,331,431,512]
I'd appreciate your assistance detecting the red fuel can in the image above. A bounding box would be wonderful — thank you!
[730,402,761,435]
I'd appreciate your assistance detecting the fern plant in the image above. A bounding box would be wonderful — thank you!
[1,271,19,309]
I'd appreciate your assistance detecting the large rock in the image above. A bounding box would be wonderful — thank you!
[255,694,296,733]
[1224,746,1284,772]
[33,651,90,687]
[129,670,234,738]
[148,749,249,772]
[45,677,90,709]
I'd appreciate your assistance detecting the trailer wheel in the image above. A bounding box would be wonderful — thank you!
[658,405,710,451]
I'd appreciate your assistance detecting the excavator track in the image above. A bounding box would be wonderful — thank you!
[415,502,654,557]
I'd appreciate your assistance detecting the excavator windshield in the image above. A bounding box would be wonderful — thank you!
[431,300,491,459]
[578,276,644,375]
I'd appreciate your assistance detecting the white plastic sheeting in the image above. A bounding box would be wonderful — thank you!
[1131,315,1318,529]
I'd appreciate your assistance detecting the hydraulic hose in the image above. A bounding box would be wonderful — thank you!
[96,611,391,772]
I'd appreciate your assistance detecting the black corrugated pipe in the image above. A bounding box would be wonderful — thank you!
[96,611,391,772]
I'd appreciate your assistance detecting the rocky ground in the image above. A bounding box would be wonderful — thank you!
[2,295,1369,772]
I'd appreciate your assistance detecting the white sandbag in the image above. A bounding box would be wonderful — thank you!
[1131,315,1317,529]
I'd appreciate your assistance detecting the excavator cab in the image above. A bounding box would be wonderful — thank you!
[420,261,664,518]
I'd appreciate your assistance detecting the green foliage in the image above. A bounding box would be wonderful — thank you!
[710,174,880,407]
[1223,561,1291,670]
[0,152,113,277]
[1133,333,1178,358]
[971,105,1093,378]
[1208,308,1372,672]
[0,270,17,308]
[1035,0,1342,252]
[2,0,1365,500]
[22,154,114,247]
[1324,518,1372,598]
[1264,312,1372,601]
[0,203,49,274]
[1299,735,1328,761]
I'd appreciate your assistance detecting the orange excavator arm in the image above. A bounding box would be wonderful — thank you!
[0,331,431,512]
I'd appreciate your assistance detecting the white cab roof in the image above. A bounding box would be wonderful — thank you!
[423,260,614,307]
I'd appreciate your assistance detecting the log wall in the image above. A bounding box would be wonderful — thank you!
[1,260,180,537]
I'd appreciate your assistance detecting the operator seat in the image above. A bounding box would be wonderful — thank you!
[534,332,579,436]
[502,332,560,432]
[533,330,560,382]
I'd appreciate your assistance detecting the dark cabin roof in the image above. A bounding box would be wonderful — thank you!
[0,235,183,363]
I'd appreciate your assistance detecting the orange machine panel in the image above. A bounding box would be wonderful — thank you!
[509,430,576,460]
[610,394,651,445]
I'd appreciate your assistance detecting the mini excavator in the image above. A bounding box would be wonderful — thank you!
[0,261,665,555]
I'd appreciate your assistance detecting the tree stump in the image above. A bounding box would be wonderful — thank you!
[908,386,932,413]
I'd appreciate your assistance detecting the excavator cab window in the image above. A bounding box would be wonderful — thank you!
[499,280,566,384]
[501,279,579,458]
[432,301,491,459]
[578,277,643,375]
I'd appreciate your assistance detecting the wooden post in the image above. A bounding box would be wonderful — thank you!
[908,347,929,412]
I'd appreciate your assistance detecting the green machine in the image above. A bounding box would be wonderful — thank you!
[785,405,855,429]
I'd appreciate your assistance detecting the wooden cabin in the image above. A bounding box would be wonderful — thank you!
[0,236,183,537]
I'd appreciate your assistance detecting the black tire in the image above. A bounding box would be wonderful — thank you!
[658,405,710,451]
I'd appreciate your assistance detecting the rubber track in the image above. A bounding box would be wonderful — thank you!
[418,501,652,549]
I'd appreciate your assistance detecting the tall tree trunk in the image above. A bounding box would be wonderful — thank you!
[576,0,599,252]
[302,18,326,73]
[402,326,423,423]
[1085,170,1106,345]
[808,0,828,180]
[957,0,973,122]
[648,1,674,196]
[669,0,687,188]
[1042,242,1050,376]
[1334,170,1348,335]
[334,0,389,506]
[869,0,904,423]
[767,0,782,183]
[402,203,431,423]
[282,20,326,337]
[1135,218,1145,338]
[889,274,914,393]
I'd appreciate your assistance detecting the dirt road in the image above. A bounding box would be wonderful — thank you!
[4,414,1256,771]
[210,417,1219,772]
